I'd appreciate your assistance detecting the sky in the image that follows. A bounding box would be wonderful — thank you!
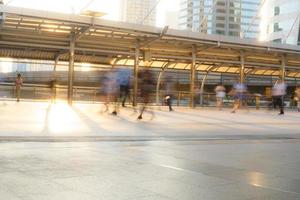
[3,0,180,27]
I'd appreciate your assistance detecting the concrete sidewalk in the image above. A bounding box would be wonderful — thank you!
[0,101,299,139]
[0,101,300,200]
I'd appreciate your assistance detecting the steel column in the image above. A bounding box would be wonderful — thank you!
[155,63,173,106]
[67,34,75,105]
[190,45,197,108]
[133,41,140,106]
[200,72,208,106]
[53,56,60,79]
[240,51,245,84]
[280,54,286,82]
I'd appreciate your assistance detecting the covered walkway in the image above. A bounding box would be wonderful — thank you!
[1,5,300,107]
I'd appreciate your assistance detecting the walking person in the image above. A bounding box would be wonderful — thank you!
[230,82,248,113]
[137,68,155,120]
[294,87,300,112]
[117,68,131,107]
[215,84,226,110]
[163,75,175,112]
[50,78,57,103]
[272,80,286,115]
[101,69,119,115]
[15,73,23,102]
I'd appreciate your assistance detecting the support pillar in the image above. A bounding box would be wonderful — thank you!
[53,56,59,79]
[280,54,286,82]
[156,63,172,106]
[190,45,196,108]
[133,41,140,106]
[200,72,208,106]
[156,70,164,106]
[67,34,75,105]
[240,51,245,84]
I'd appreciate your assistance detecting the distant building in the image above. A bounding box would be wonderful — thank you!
[120,0,157,26]
[179,0,261,39]
[164,11,179,29]
[260,0,300,45]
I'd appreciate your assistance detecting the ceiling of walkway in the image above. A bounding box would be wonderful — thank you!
[1,5,300,78]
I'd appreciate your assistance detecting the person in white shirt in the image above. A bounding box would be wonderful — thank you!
[215,84,226,110]
[272,80,286,115]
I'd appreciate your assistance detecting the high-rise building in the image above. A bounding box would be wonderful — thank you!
[179,0,261,39]
[260,0,300,45]
[120,0,157,26]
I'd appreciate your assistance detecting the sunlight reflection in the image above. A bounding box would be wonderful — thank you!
[47,103,76,134]
[248,172,265,187]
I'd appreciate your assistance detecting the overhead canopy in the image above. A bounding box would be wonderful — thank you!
[1,5,300,78]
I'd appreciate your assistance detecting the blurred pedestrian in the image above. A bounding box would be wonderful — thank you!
[15,73,23,102]
[137,68,155,120]
[164,75,175,111]
[294,87,300,112]
[101,69,119,115]
[272,80,286,115]
[117,68,131,107]
[230,82,248,113]
[50,78,57,103]
[215,84,226,110]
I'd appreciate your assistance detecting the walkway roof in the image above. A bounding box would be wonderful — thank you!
[1,5,300,78]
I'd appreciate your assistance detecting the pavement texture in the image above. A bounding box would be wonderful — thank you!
[0,101,300,139]
[0,101,300,200]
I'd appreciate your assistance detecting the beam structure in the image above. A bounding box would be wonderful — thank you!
[240,51,245,83]
[200,72,208,106]
[133,41,140,106]
[155,62,173,106]
[280,54,286,82]
[190,45,197,108]
[67,34,75,105]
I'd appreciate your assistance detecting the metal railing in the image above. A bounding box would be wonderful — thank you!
[0,82,296,109]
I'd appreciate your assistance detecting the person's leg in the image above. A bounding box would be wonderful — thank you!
[279,96,284,114]
[138,103,145,119]
[166,97,171,111]
[217,97,223,110]
[122,85,129,107]
[16,87,20,102]
[231,99,239,113]
[297,100,300,112]
[102,94,109,113]
[111,93,118,115]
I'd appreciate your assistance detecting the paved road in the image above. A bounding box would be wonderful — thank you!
[0,139,300,200]
[0,101,300,199]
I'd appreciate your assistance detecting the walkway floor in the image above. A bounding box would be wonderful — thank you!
[0,101,300,200]
[0,101,299,139]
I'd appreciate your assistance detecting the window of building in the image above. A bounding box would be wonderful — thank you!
[216,16,225,21]
[217,1,225,6]
[274,6,280,16]
[229,24,240,29]
[216,30,225,35]
[216,9,226,13]
[274,23,283,32]
[216,23,225,28]
[273,38,282,43]
[229,31,239,36]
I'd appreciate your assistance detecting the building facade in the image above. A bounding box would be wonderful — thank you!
[120,0,157,26]
[260,0,300,45]
[179,0,261,39]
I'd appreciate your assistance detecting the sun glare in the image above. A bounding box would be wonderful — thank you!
[47,103,77,134]
[0,58,13,73]
[80,63,91,72]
